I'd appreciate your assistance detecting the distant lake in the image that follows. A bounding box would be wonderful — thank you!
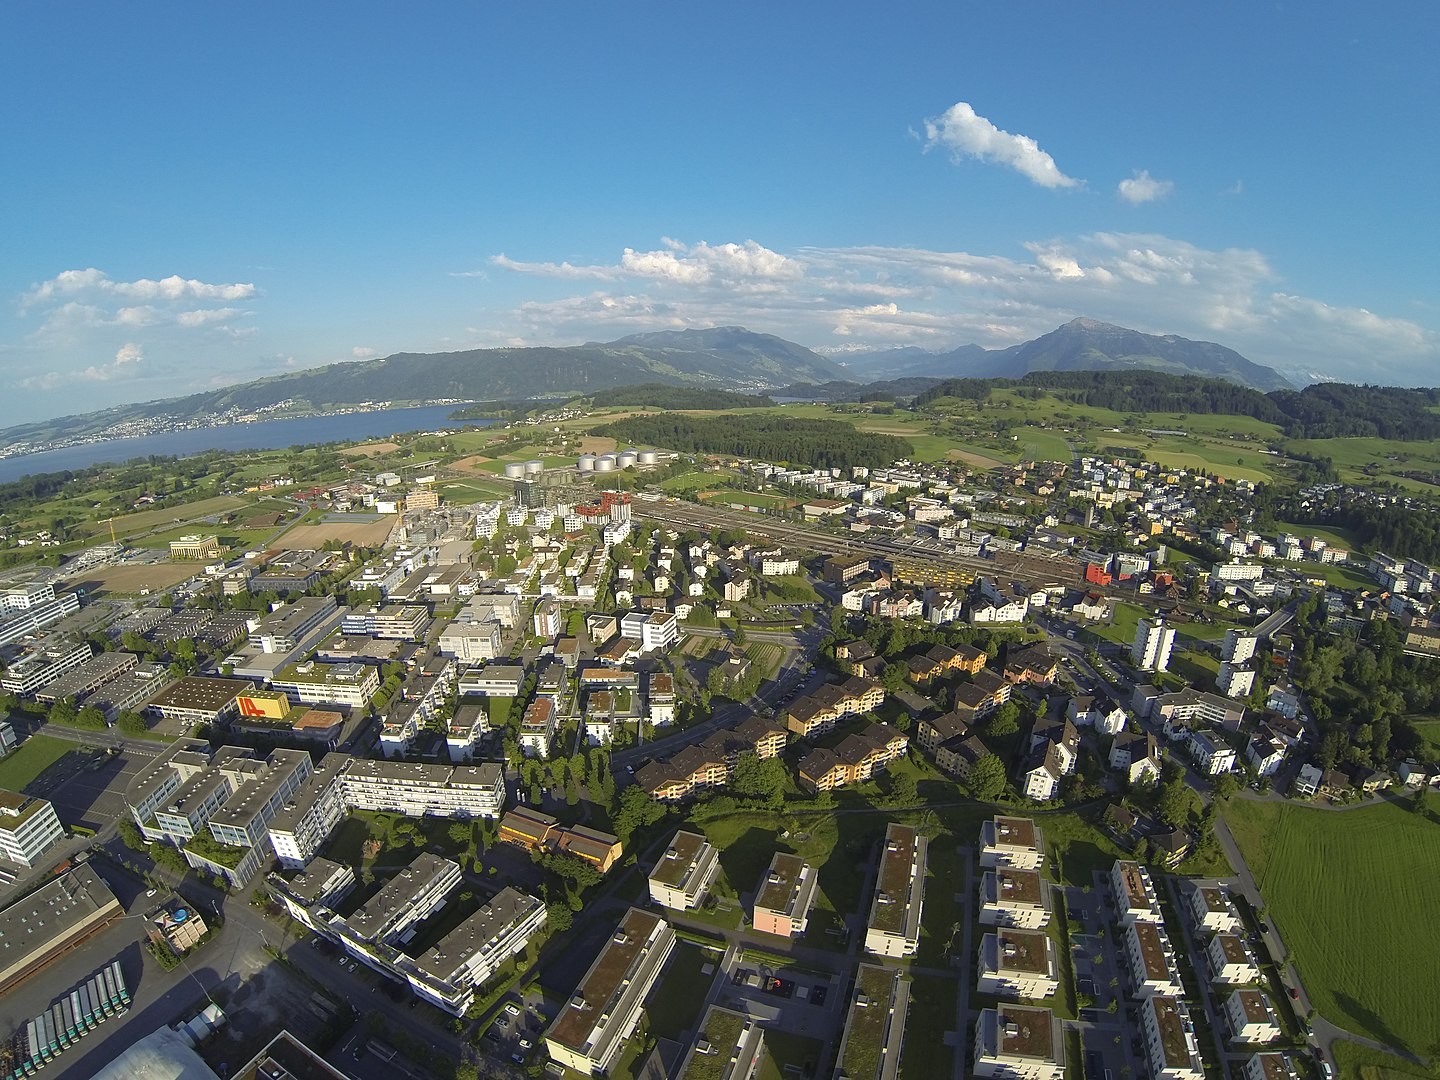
[0,405,498,483]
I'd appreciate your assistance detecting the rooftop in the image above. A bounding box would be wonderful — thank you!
[996,1004,1056,1061]
[755,852,810,915]
[840,964,908,1080]
[990,867,1044,907]
[1235,989,1273,1023]
[680,1007,754,1080]
[147,675,254,713]
[1149,997,1197,1069]
[993,815,1038,849]
[649,831,713,890]
[413,887,545,981]
[1116,860,1155,910]
[1132,921,1174,981]
[994,928,1052,975]
[349,852,458,941]
[1216,933,1251,965]
[547,907,668,1053]
[869,823,925,937]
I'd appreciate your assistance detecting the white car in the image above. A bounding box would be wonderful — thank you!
[503,1003,521,1017]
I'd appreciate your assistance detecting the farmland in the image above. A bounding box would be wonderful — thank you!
[1223,794,1440,1059]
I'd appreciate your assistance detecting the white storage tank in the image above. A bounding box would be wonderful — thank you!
[577,454,597,472]
[594,455,616,472]
[617,450,638,469]
[503,462,526,480]
[523,459,544,476]
[637,449,659,465]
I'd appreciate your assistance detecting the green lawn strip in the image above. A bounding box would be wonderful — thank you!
[0,734,78,791]
[757,1031,824,1080]
[1330,1040,1440,1080]
[1049,890,1079,1020]
[893,971,955,1080]
[643,941,719,1041]
[1222,795,1440,1059]
[1090,601,1148,647]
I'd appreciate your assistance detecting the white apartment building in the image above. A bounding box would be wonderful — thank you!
[1221,630,1258,665]
[1224,990,1282,1044]
[1,638,93,696]
[977,928,1059,999]
[1124,921,1185,997]
[271,661,379,711]
[864,823,927,958]
[1207,933,1261,985]
[205,748,312,849]
[345,852,462,947]
[0,791,64,868]
[979,868,1051,929]
[973,1005,1065,1080]
[1140,997,1205,1080]
[267,754,350,868]
[1111,861,1163,927]
[1189,884,1242,934]
[1132,618,1176,672]
[409,887,547,1013]
[339,759,506,819]
[647,830,720,911]
[979,816,1046,871]
[0,583,81,648]
[545,908,676,1075]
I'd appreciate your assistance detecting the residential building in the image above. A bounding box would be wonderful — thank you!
[267,753,350,868]
[446,702,489,762]
[796,724,907,793]
[1224,989,1282,1044]
[1188,732,1236,776]
[979,816,1045,871]
[864,823,927,958]
[348,853,463,945]
[1124,921,1185,997]
[1017,743,1065,802]
[1140,996,1205,1080]
[1207,933,1261,985]
[1132,617,1176,672]
[972,1005,1064,1080]
[497,807,622,873]
[271,661,380,712]
[519,697,557,758]
[544,908,676,1075]
[0,790,64,868]
[836,964,910,1080]
[247,596,341,654]
[205,748,312,849]
[1244,1054,1298,1080]
[647,830,720,912]
[1221,630,1258,665]
[1111,861,1162,927]
[1189,884,1242,934]
[0,582,80,649]
[339,759,506,819]
[458,664,524,697]
[976,928,1059,999]
[147,902,208,953]
[784,677,886,738]
[678,1007,767,1080]
[978,867,1050,929]
[1216,661,1257,699]
[752,853,819,938]
[409,888,547,1014]
[1109,730,1161,786]
[342,604,433,640]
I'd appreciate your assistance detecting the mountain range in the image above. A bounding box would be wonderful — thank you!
[836,317,1293,392]
[2,319,1291,444]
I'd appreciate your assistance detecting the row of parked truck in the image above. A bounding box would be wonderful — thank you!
[3,961,129,1077]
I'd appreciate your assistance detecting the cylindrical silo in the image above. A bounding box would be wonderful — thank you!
[524,459,544,476]
[617,450,638,469]
[637,450,659,465]
[577,454,596,472]
[595,455,616,473]
[503,462,525,480]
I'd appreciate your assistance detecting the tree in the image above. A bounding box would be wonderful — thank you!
[613,785,665,844]
[887,771,919,807]
[968,754,1008,800]
[118,819,146,851]
[1156,778,1192,828]
[448,822,474,849]
[987,701,1021,738]
[545,901,574,932]
[731,752,787,810]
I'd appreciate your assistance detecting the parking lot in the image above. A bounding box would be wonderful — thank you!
[13,740,157,832]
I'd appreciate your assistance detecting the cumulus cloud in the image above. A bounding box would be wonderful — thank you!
[22,268,257,307]
[113,342,143,367]
[20,341,144,389]
[1117,170,1175,204]
[483,232,1437,383]
[352,346,379,359]
[490,238,802,290]
[921,102,1080,189]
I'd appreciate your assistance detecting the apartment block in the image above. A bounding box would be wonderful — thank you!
[1140,996,1205,1080]
[752,853,819,938]
[835,964,910,1080]
[339,759,506,819]
[973,1005,1064,1080]
[1,638,93,696]
[409,887,547,1013]
[976,928,1059,1000]
[677,1006,767,1080]
[266,753,350,868]
[544,908,677,1075]
[270,660,379,711]
[864,823,927,958]
[205,748,312,849]
[1224,990,1282,1045]
[1207,933,1261,985]
[347,852,462,946]
[1111,861,1163,927]
[647,830,720,911]
[1124,921,1185,998]
[1189,884,1242,934]
[979,868,1051,929]
[1243,1053,1299,1080]
[979,816,1045,871]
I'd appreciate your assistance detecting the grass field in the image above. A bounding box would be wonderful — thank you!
[1411,720,1440,758]
[698,490,796,510]
[0,735,77,791]
[76,494,250,538]
[269,519,396,548]
[660,470,731,492]
[1093,431,1278,483]
[1015,430,1073,464]
[1223,795,1440,1058]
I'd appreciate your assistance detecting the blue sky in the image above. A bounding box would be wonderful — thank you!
[2,1,1437,425]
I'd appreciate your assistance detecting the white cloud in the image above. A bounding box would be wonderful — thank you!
[484,231,1438,383]
[492,238,802,289]
[921,102,1080,189]
[352,346,379,359]
[114,342,143,367]
[175,307,245,328]
[1221,180,1245,196]
[22,268,257,307]
[20,341,144,389]
[1117,169,1175,204]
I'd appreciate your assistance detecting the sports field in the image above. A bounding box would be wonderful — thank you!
[1223,795,1440,1058]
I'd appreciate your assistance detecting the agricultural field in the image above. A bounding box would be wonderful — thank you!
[1411,719,1440,759]
[63,561,197,598]
[439,478,512,502]
[1091,430,1279,483]
[1286,437,1440,493]
[744,642,785,679]
[269,518,397,549]
[698,489,796,511]
[76,494,251,539]
[0,735,76,792]
[660,470,734,492]
[1014,430,1073,464]
[1223,795,1440,1059]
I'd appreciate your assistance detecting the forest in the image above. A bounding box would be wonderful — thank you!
[597,413,912,471]
[583,384,774,410]
[910,370,1440,441]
